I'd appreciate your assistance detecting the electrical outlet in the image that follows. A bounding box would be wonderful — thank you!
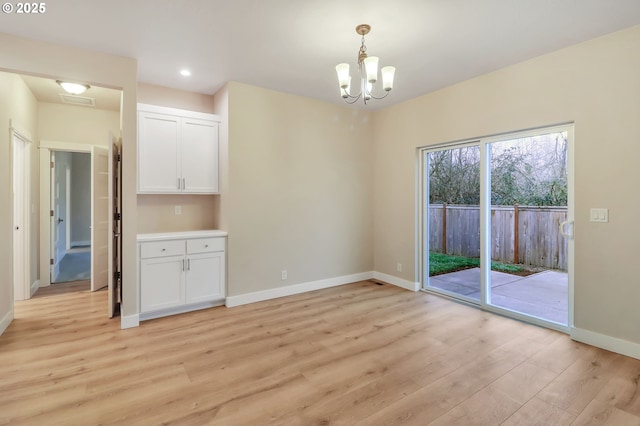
[397,263,402,272]
[174,205,182,215]
[281,270,288,280]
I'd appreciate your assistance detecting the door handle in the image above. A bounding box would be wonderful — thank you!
[57,217,64,224]
[559,220,574,239]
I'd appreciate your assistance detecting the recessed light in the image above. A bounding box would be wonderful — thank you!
[180,69,191,77]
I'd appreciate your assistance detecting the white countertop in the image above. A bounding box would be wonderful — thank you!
[137,230,228,242]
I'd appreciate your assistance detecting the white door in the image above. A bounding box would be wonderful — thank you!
[91,146,110,292]
[108,137,122,317]
[12,132,30,300]
[52,152,70,282]
[49,151,56,282]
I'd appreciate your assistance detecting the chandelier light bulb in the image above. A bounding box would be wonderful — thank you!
[340,76,352,98]
[364,56,379,83]
[381,66,396,91]
[335,63,351,89]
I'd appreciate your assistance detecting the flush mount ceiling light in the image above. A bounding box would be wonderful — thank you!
[180,69,191,76]
[335,24,395,105]
[56,80,90,95]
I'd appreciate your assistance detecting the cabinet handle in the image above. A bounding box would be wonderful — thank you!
[161,248,166,252]
[182,259,185,271]
[187,258,191,270]
[182,178,186,190]
[205,244,209,248]
[177,178,181,190]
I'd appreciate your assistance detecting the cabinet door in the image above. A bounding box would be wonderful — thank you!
[181,119,219,193]
[140,255,185,312]
[185,251,224,304]
[138,112,181,193]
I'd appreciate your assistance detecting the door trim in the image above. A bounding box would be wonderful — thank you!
[10,121,32,301]
[39,140,92,287]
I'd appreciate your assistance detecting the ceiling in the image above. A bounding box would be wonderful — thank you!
[20,75,122,111]
[1,0,640,110]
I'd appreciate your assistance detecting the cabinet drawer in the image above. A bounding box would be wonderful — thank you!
[140,240,185,259]
[187,237,225,254]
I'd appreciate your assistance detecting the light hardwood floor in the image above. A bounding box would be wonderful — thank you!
[1,280,640,425]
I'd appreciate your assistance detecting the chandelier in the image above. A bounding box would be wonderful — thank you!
[335,24,395,105]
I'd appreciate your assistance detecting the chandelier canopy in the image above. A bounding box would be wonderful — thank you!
[335,24,395,105]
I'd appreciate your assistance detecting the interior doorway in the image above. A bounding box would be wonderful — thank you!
[420,124,574,331]
[39,142,101,291]
[4,71,123,326]
[51,151,92,284]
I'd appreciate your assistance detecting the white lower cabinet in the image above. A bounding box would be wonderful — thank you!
[138,231,227,320]
[140,255,185,312]
[186,252,224,304]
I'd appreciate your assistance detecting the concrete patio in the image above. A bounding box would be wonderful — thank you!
[428,268,568,324]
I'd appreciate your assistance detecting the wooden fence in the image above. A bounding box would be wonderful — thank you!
[429,204,567,271]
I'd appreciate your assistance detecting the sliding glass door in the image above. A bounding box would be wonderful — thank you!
[424,145,481,303]
[421,125,573,330]
[487,130,570,324]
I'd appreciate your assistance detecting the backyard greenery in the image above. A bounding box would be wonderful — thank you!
[428,133,568,206]
[429,252,526,276]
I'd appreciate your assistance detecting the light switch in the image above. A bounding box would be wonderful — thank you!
[590,208,608,223]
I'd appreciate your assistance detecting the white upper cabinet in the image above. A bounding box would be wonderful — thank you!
[181,118,219,193]
[137,104,220,194]
[138,111,180,193]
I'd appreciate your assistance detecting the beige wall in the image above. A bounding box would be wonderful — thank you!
[225,82,374,296]
[39,102,120,146]
[138,83,215,114]
[137,195,218,233]
[213,84,229,232]
[136,83,219,233]
[0,32,138,320]
[0,71,38,320]
[372,26,640,343]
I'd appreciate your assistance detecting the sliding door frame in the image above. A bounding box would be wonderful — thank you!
[417,123,574,333]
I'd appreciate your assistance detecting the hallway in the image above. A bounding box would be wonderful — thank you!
[53,247,90,283]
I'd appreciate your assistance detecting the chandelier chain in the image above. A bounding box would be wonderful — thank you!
[358,34,367,65]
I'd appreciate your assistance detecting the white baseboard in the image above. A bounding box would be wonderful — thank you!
[571,327,640,360]
[31,280,39,297]
[121,314,139,329]
[0,308,14,336]
[373,271,420,292]
[225,271,375,308]
[140,300,225,322]
[71,240,90,247]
